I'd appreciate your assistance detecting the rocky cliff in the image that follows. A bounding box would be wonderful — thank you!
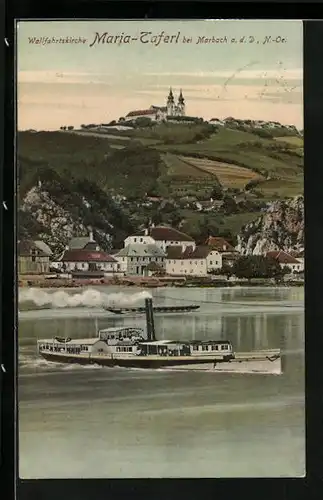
[236,196,304,255]
[18,170,136,257]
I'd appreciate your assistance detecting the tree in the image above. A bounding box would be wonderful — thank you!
[135,117,153,128]
[210,185,223,200]
[232,255,284,280]
[222,194,237,214]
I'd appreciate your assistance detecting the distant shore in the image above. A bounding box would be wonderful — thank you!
[18,275,304,289]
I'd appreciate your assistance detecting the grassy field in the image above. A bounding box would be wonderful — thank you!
[162,153,213,178]
[255,177,303,199]
[274,136,304,147]
[179,156,264,189]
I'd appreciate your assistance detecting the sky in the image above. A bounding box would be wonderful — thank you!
[17,20,303,130]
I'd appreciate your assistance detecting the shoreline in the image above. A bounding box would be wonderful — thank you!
[18,275,304,289]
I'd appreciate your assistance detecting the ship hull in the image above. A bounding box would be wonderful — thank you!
[39,352,233,369]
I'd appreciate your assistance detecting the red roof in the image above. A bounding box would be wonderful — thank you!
[167,245,212,260]
[266,250,300,264]
[61,250,117,263]
[133,226,194,242]
[126,109,156,117]
[150,226,194,242]
[205,236,235,252]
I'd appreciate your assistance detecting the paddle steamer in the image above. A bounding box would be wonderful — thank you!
[37,298,234,368]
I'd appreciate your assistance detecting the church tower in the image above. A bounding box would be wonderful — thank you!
[167,87,175,116]
[177,89,185,116]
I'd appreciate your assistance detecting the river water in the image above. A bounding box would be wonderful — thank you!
[18,286,305,478]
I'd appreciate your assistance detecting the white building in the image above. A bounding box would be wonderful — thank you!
[114,244,166,276]
[166,246,222,276]
[266,250,303,273]
[124,225,195,253]
[58,249,120,274]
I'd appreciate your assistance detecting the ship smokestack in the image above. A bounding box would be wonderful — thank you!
[145,298,156,341]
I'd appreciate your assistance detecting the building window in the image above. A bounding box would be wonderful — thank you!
[195,261,198,265]
[221,345,227,351]
[212,345,219,351]
[131,257,133,262]
[140,238,143,242]
[134,238,137,243]
[181,261,184,266]
[210,260,213,265]
[173,260,176,264]
[202,345,208,351]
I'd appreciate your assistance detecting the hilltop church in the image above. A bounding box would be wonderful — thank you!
[123,88,185,123]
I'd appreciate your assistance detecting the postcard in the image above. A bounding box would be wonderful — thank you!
[17,19,304,478]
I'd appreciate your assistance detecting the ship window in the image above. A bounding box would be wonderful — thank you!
[98,348,104,353]
[192,345,199,351]
[212,345,219,351]
[221,345,227,350]
[202,345,208,351]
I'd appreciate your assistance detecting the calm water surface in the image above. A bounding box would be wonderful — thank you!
[18,286,305,478]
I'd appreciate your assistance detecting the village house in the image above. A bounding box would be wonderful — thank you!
[18,240,51,274]
[205,236,239,267]
[114,244,166,276]
[166,246,222,276]
[266,250,303,273]
[124,225,195,253]
[195,200,224,212]
[57,249,120,275]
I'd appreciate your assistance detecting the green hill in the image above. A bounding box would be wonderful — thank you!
[18,122,303,249]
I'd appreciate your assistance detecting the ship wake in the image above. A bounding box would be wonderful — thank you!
[19,288,152,309]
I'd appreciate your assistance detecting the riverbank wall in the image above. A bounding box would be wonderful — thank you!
[18,274,304,289]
